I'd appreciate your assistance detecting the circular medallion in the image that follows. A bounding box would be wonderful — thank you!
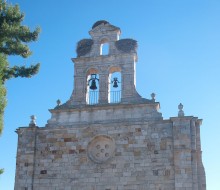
[87,135,115,164]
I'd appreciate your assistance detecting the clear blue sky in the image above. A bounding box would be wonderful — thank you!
[0,0,220,189]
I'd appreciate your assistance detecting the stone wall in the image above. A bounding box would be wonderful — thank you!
[14,103,206,190]
[15,116,174,189]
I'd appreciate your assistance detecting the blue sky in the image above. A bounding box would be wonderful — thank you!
[0,0,220,189]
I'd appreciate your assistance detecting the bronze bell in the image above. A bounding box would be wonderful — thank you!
[88,74,99,90]
[113,80,118,88]
[90,79,97,90]
[112,77,120,88]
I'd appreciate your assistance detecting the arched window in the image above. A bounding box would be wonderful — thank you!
[108,67,121,103]
[86,68,99,105]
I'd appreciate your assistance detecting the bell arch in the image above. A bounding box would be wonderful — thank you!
[86,68,99,76]
[108,66,122,103]
[70,21,139,106]
[86,68,100,105]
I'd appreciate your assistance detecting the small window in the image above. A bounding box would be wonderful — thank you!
[100,43,109,55]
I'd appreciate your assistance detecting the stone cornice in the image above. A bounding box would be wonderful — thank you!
[72,53,137,64]
[49,101,160,114]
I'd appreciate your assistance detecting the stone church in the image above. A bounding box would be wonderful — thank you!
[14,21,206,190]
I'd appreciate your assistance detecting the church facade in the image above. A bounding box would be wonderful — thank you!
[14,21,206,190]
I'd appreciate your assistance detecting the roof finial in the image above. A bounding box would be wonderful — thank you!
[151,93,156,102]
[178,103,184,117]
[29,115,36,126]
[56,99,61,106]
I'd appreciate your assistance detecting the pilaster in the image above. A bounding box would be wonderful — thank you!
[191,118,199,190]
[171,116,193,190]
[14,122,38,190]
[99,73,108,104]
[196,120,206,190]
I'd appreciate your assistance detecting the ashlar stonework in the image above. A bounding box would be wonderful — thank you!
[14,21,206,190]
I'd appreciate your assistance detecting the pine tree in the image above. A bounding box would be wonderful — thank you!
[0,0,40,135]
[0,54,7,135]
[0,0,40,175]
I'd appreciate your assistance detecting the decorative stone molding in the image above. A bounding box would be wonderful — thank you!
[87,135,115,164]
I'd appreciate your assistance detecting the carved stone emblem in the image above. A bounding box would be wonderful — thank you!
[87,135,115,164]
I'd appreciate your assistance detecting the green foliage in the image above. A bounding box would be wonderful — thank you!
[3,63,40,81]
[0,0,41,82]
[0,54,7,135]
[0,168,3,174]
[0,0,41,175]
[0,83,6,134]
[0,0,41,137]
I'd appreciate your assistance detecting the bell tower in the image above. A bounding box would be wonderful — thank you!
[69,20,141,106]
[14,21,206,190]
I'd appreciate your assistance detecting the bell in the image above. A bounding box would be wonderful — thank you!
[112,77,119,88]
[90,79,97,90]
[113,80,118,88]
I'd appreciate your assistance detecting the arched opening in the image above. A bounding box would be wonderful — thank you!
[100,38,109,55]
[108,67,121,103]
[86,68,99,105]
